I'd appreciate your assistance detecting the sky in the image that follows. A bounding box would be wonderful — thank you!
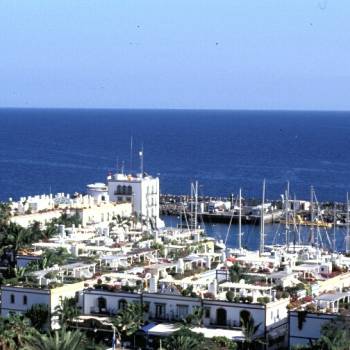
[0,0,349,110]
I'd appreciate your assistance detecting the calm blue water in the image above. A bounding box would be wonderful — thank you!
[1,108,350,202]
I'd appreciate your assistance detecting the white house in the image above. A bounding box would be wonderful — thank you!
[83,289,289,346]
[107,172,162,228]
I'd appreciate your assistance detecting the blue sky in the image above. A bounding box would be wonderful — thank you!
[0,0,349,110]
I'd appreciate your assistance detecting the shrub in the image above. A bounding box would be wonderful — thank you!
[257,296,270,304]
[226,291,234,302]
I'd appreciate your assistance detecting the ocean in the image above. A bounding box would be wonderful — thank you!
[1,108,350,202]
[1,108,350,250]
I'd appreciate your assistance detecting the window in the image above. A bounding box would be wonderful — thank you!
[10,294,15,304]
[143,301,150,312]
[127,186,132,195]
[118,299,127,310]
[176,305,189,319]
[239,310,251,326]
[204,307,211,318]
[155,303,166,319]
[23,295,27,305]
[97,297,107,313]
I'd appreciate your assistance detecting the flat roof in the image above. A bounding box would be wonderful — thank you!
[219,281,272,290]
[316,292,350,302]
[144,323,244,340]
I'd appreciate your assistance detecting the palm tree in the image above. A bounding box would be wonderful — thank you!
[0,222,29,256]
[241,315,263,350]
[25,304,49,330]
[0,314,35,350]
[112,302,144,345]
[23,327,86,350]
[54,297,80,327]
[165,326,205,350]
[182,307,204,326]
[0,202,11,226]
[28,221,42,242]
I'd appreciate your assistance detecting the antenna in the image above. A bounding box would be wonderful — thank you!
[130,136,133,173]
[116,156,119,173]
[121,161,125,175]
[260,179,266,256]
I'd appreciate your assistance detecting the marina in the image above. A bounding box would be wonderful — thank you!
[1,167,350,349]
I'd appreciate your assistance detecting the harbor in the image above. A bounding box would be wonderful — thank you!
[1,169,350,350]
[160,192,350,227]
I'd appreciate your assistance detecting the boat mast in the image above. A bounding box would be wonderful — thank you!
[194,180,198,230]
[292,194,299,245]
[190,181,198,230]
[310,186,315,245]
[333,202,336,252]
[346,193,350,254]
[238,188,242,251]
[259,179,265,256]
[285,181,290,248]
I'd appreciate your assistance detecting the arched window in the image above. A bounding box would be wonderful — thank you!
[23,295,27,305]
[116,185,122,194]
[10,294,15,304]
[127,185,132,195]
[216,308,227,326]
[118,299,127,310]
[239,309,251,326]
[97,297,107,313]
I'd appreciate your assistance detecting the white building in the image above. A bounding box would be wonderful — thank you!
[1,282,85,329]
[72,202,132,227]
[83,289,288,346]
[107,173,162,227]
[86,183,109,202]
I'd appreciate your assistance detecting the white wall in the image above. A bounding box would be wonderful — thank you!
[10,210,62,228]
[289,311,335,348]
[83,289,267,334]
[1,286,50,317]
[107,174,160,225]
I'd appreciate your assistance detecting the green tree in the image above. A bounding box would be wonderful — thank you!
[0,202,11,226]
[0,314,35,350]
[112,302,144,344]
[212,336,237,350]
[25,304,49,330]
[23,327,87,350]
[229,263,244,282]
[182,307,203,326]
[165,326,205,350]
[54,297,80,327]
[241,315,263,350]
[318,314,350,350]
[226,290,235,302]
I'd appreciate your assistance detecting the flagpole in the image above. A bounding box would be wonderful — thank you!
[112,325,116,350]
